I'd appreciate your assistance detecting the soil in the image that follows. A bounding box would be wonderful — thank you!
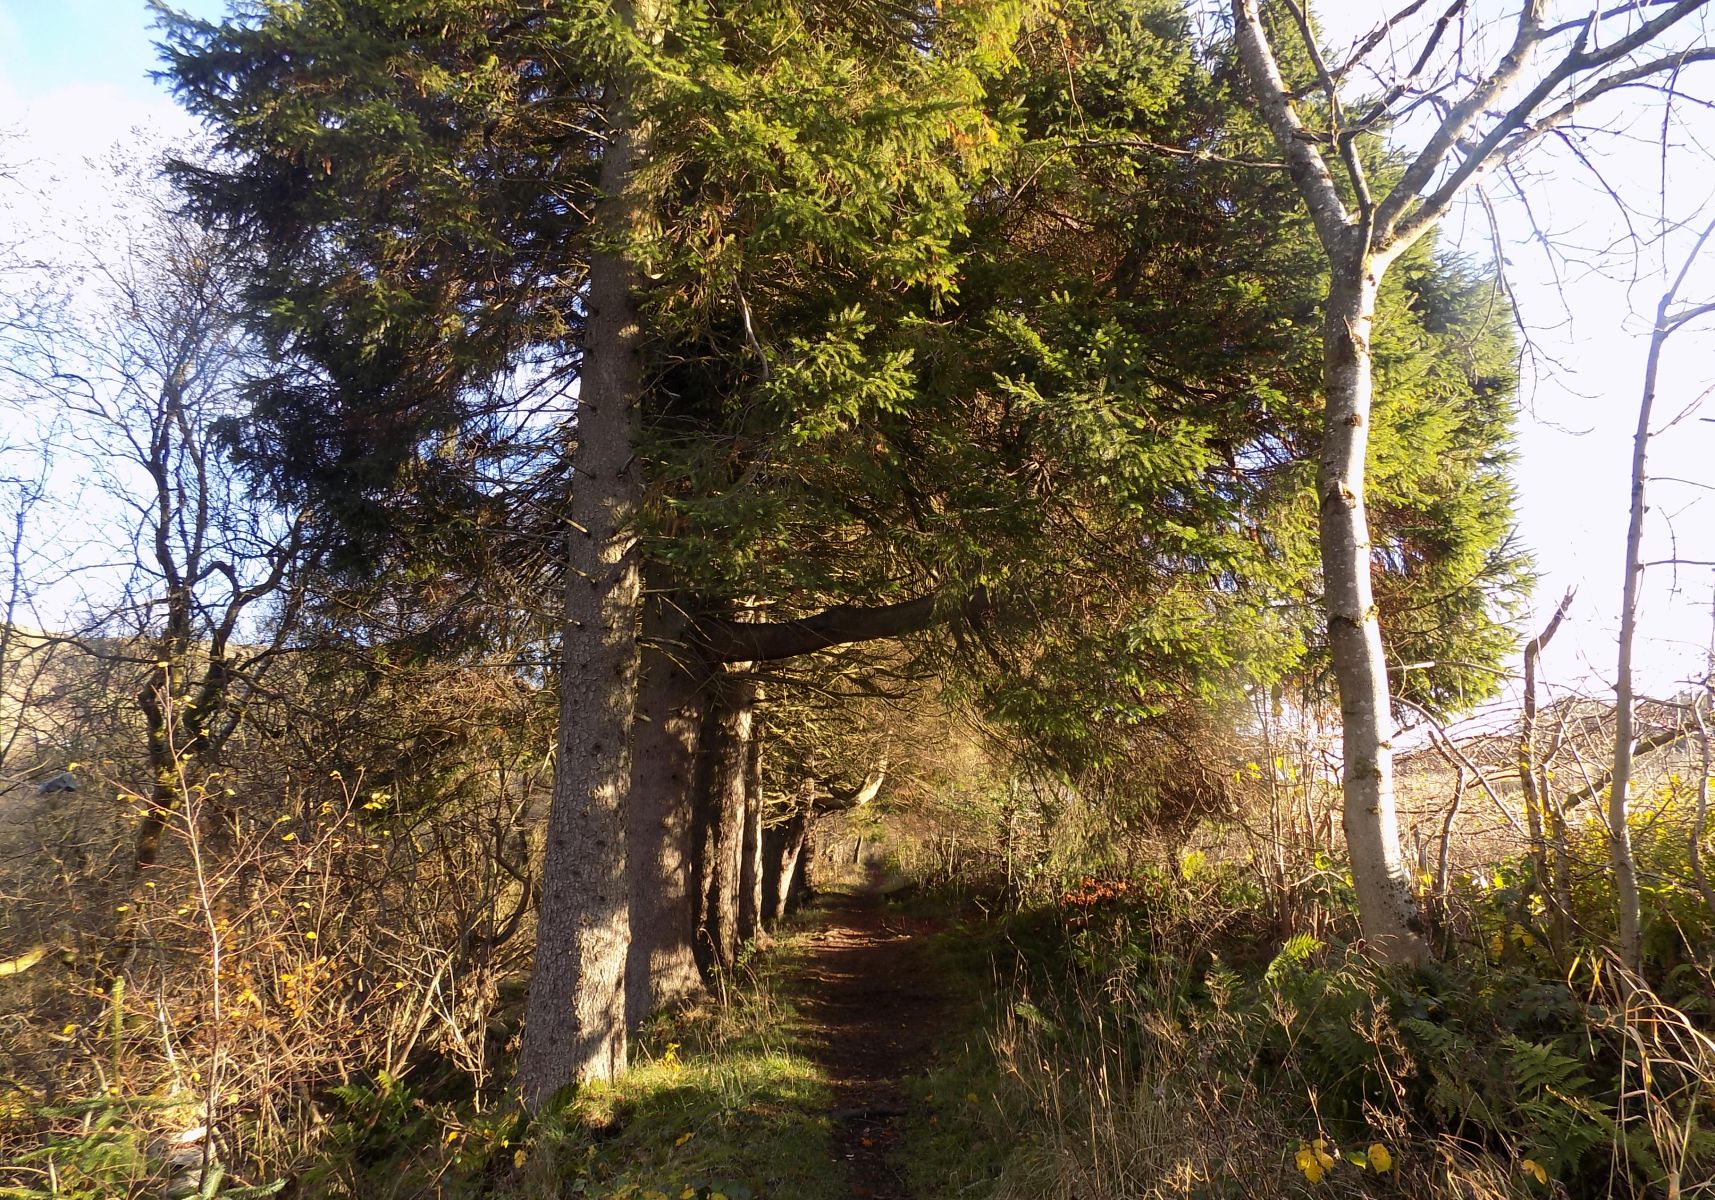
[799,887,948,1200]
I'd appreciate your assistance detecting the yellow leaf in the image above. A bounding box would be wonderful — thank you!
[674,1131,694,1147]
[1368,1143,1392,1173]
[681,1190,696,1200]
[513,1149,526,1169]
[0,945,49,977]
[1522,1158,1548,1184]
[1313,1138,1336,1170]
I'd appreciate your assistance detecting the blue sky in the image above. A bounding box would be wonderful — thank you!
[3,0,1714,707]
[0,1,225,155]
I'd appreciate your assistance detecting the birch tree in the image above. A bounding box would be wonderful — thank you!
[1608,211,1715,970]
[1229,0,1715,960]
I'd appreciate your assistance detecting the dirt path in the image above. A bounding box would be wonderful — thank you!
[800,892,947,1200]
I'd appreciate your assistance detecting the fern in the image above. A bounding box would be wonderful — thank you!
[1263,933,1321,986]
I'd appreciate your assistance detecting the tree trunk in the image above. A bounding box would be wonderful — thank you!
[692,669,754,977]
[737,702,766,943]
[517,102,647,1107]
[1519,589,1573,938]
[787,825,816,914]
[624,593,709,1030]
[1609,310,1668,975]
[135,674,186,872]
[764,802,811,926]
[1603,210,1715,971]
[1320,253,1429,964]
[1692,699,1715,922]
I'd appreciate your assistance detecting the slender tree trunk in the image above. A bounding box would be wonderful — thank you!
[1608,308,1671,974]
[764,802,811,926]
[135,675,185,871]
[624,593,709,1030]
[135,635,210,872]
[1692,699,1715,922]
[517,101,648,1107]
[737,700,766,943]
[692,670,754,977]
[1519,589,1573,938]
[787,824,816,913]
[1602,206,1715,971]
[1321,253,1429,964]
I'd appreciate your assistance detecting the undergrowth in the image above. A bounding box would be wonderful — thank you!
[295,924,846,1200]
[2,921,846,1200]
[898,847,1715,1200]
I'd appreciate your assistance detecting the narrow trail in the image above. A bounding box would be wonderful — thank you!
[799,890,948,1200]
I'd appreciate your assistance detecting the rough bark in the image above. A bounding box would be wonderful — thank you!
[624,593,710,1030]
[692,669,755,977]
[1320,259,1429,962]
[517,102,647,1107]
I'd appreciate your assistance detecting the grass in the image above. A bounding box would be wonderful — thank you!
[515,936,845,1200]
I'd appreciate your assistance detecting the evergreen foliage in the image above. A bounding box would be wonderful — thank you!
[160,0,1526,749]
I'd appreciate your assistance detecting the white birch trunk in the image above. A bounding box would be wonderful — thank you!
[1321,255,1429,963]
[1608,315,1663,973]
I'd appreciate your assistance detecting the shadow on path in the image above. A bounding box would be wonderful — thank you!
[800,888,947,1200]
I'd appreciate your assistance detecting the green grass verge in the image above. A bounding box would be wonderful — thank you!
[501,924,850,1200]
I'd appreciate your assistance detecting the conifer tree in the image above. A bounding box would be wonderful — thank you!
[160,0,1026,1097]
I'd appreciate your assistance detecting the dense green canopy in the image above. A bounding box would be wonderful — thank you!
[160,0,1527,786]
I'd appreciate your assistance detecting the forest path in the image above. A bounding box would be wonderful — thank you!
[799,884,948,1200]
